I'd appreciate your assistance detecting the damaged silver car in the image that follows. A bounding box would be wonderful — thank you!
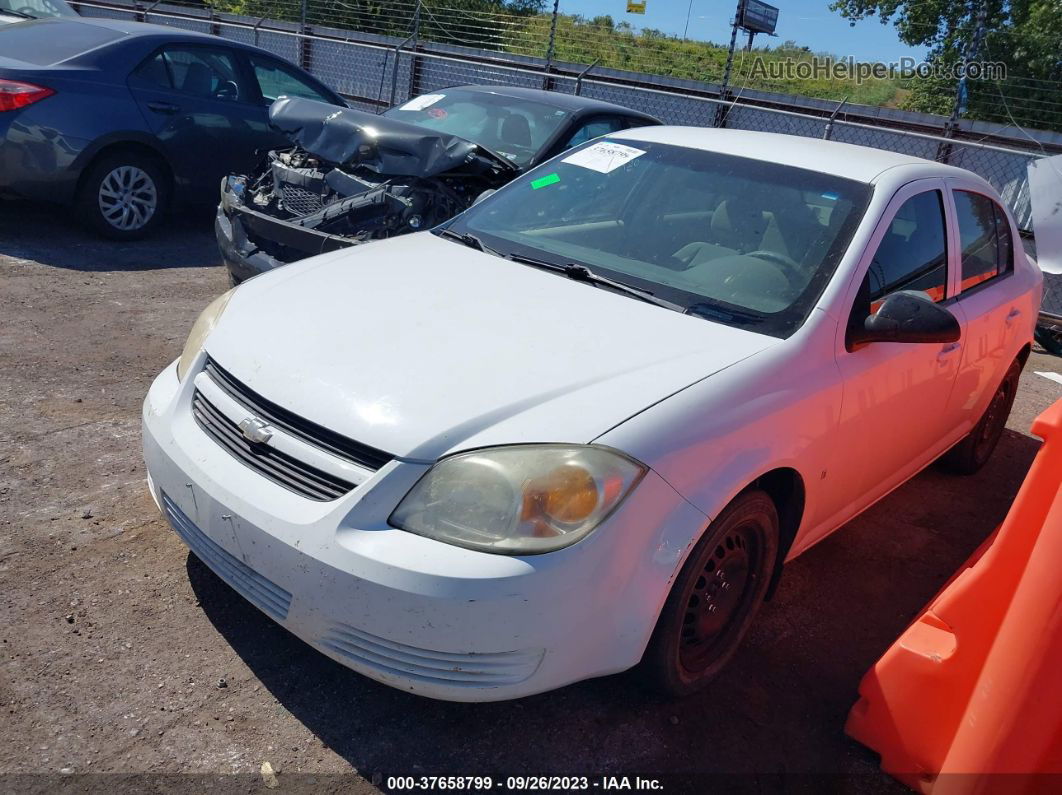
[215,85,660,284]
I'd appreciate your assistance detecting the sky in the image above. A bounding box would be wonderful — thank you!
[557,0,929,63]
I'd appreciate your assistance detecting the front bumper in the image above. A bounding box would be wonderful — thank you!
[143,358,706,701]
[215,201,355,285]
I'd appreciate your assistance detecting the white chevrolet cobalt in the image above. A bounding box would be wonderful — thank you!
[143,128,1041,701]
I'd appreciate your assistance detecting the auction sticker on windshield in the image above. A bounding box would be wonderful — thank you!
[399,94,445,111]
[562,141,645,173]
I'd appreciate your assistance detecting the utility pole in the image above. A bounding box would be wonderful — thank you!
[543,0,560,90]
[715,0,744,127]
[950,0,989,122]
[683,0,695,40]
[939,0,988,162]
[720,0,744,96]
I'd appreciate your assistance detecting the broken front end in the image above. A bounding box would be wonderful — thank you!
[216,97,516,284]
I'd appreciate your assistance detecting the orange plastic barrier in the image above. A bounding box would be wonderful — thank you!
[846,398,1062,794]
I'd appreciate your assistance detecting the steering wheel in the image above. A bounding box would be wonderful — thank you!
[745,249,803,286]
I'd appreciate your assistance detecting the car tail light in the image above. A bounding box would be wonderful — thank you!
[0,79,55,112]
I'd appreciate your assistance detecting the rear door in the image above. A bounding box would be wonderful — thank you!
[943,180,1029,433]
[127,45,271,196]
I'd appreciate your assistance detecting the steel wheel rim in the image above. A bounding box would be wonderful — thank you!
[98,166,157,231]
[974,377,1013,459]
[679,521,763,673]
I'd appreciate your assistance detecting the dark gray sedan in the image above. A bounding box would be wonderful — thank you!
[217,85,661,284]
[0,17,344,238]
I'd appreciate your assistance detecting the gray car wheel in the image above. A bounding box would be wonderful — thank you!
[97,165,158,232]
[78,151,169,240]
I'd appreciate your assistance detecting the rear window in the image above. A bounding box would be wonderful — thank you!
[0,21,122,65]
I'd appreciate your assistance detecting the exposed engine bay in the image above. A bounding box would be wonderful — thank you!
[239,97,516,246]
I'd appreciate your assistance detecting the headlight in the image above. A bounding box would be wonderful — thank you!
[219,175,245,213]
[390,445,646,555]
[176,289,234,382]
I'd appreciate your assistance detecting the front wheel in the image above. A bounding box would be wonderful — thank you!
[641,489,779,697]
[77,151,169,240]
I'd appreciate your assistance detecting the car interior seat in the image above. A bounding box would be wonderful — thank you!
[500,114,533,149]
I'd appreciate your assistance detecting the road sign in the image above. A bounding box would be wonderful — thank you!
[626,1,647,13]
[739,0,778,35]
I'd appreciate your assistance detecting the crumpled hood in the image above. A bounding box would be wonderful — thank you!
[205,234,779,461]
[268,96,481,177]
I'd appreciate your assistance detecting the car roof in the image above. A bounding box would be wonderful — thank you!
[611,126,984,186]
[56,16,227,41]
[449,84,661,122]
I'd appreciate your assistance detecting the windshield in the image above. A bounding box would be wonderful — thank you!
[0,0,75,18]
[447,139,872,337]
[383,89,570,168]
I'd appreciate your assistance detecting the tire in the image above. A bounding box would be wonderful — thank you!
[940,359,1022,475]
[641,489,779,697]
[1035,326,1062,357]
[77,151,169,240]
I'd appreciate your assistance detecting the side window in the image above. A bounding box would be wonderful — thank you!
[161,47,243,101]
[953,190,1013,291]
[249,55,333,104]
[129,52,172,90]
[867,190,948,305]
[561,117,629,150]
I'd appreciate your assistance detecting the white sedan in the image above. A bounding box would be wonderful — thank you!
[143,127,1042,701]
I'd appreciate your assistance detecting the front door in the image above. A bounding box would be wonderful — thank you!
[825,180,965,521]
[127,45,271,196]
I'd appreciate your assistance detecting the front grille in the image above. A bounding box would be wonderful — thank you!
[192,389,355,501]
[204,358,392,471]
[162,493,292,621]
[321,622,544,687]
[281,184,327,216]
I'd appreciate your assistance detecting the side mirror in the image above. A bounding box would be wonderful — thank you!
[848,290,961,347]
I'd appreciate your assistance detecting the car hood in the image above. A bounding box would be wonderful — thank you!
[205,234,779,461]
[268,96,511,178]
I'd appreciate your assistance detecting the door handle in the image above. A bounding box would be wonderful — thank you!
[146,101,178,114]
[938,342,961,363]
[1005,307,1022,327]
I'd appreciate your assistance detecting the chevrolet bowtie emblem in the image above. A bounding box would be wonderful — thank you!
[238,416,273,445]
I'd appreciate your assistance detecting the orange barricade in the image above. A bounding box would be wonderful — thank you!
[846,398,1062,794]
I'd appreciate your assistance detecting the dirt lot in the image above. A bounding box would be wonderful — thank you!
[1,200,1060,791]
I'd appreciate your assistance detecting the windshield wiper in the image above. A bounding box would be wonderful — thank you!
[436,228,486,251]
[684,302,763,325]
[0,8,36,18]
[507,254,685,312]
[435,227,505,257]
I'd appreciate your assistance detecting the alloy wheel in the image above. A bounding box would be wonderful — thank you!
[97,165,158,232]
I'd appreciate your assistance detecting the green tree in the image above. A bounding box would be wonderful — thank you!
[830,0,1062,130]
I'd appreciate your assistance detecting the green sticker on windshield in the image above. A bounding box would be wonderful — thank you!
[531,173,560,190]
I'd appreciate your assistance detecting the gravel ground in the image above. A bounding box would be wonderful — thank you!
[1,200,1060,792]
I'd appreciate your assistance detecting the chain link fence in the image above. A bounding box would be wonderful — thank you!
[71,0,1061,231]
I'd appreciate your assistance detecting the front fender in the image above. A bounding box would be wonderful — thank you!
[596,312,842,565]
